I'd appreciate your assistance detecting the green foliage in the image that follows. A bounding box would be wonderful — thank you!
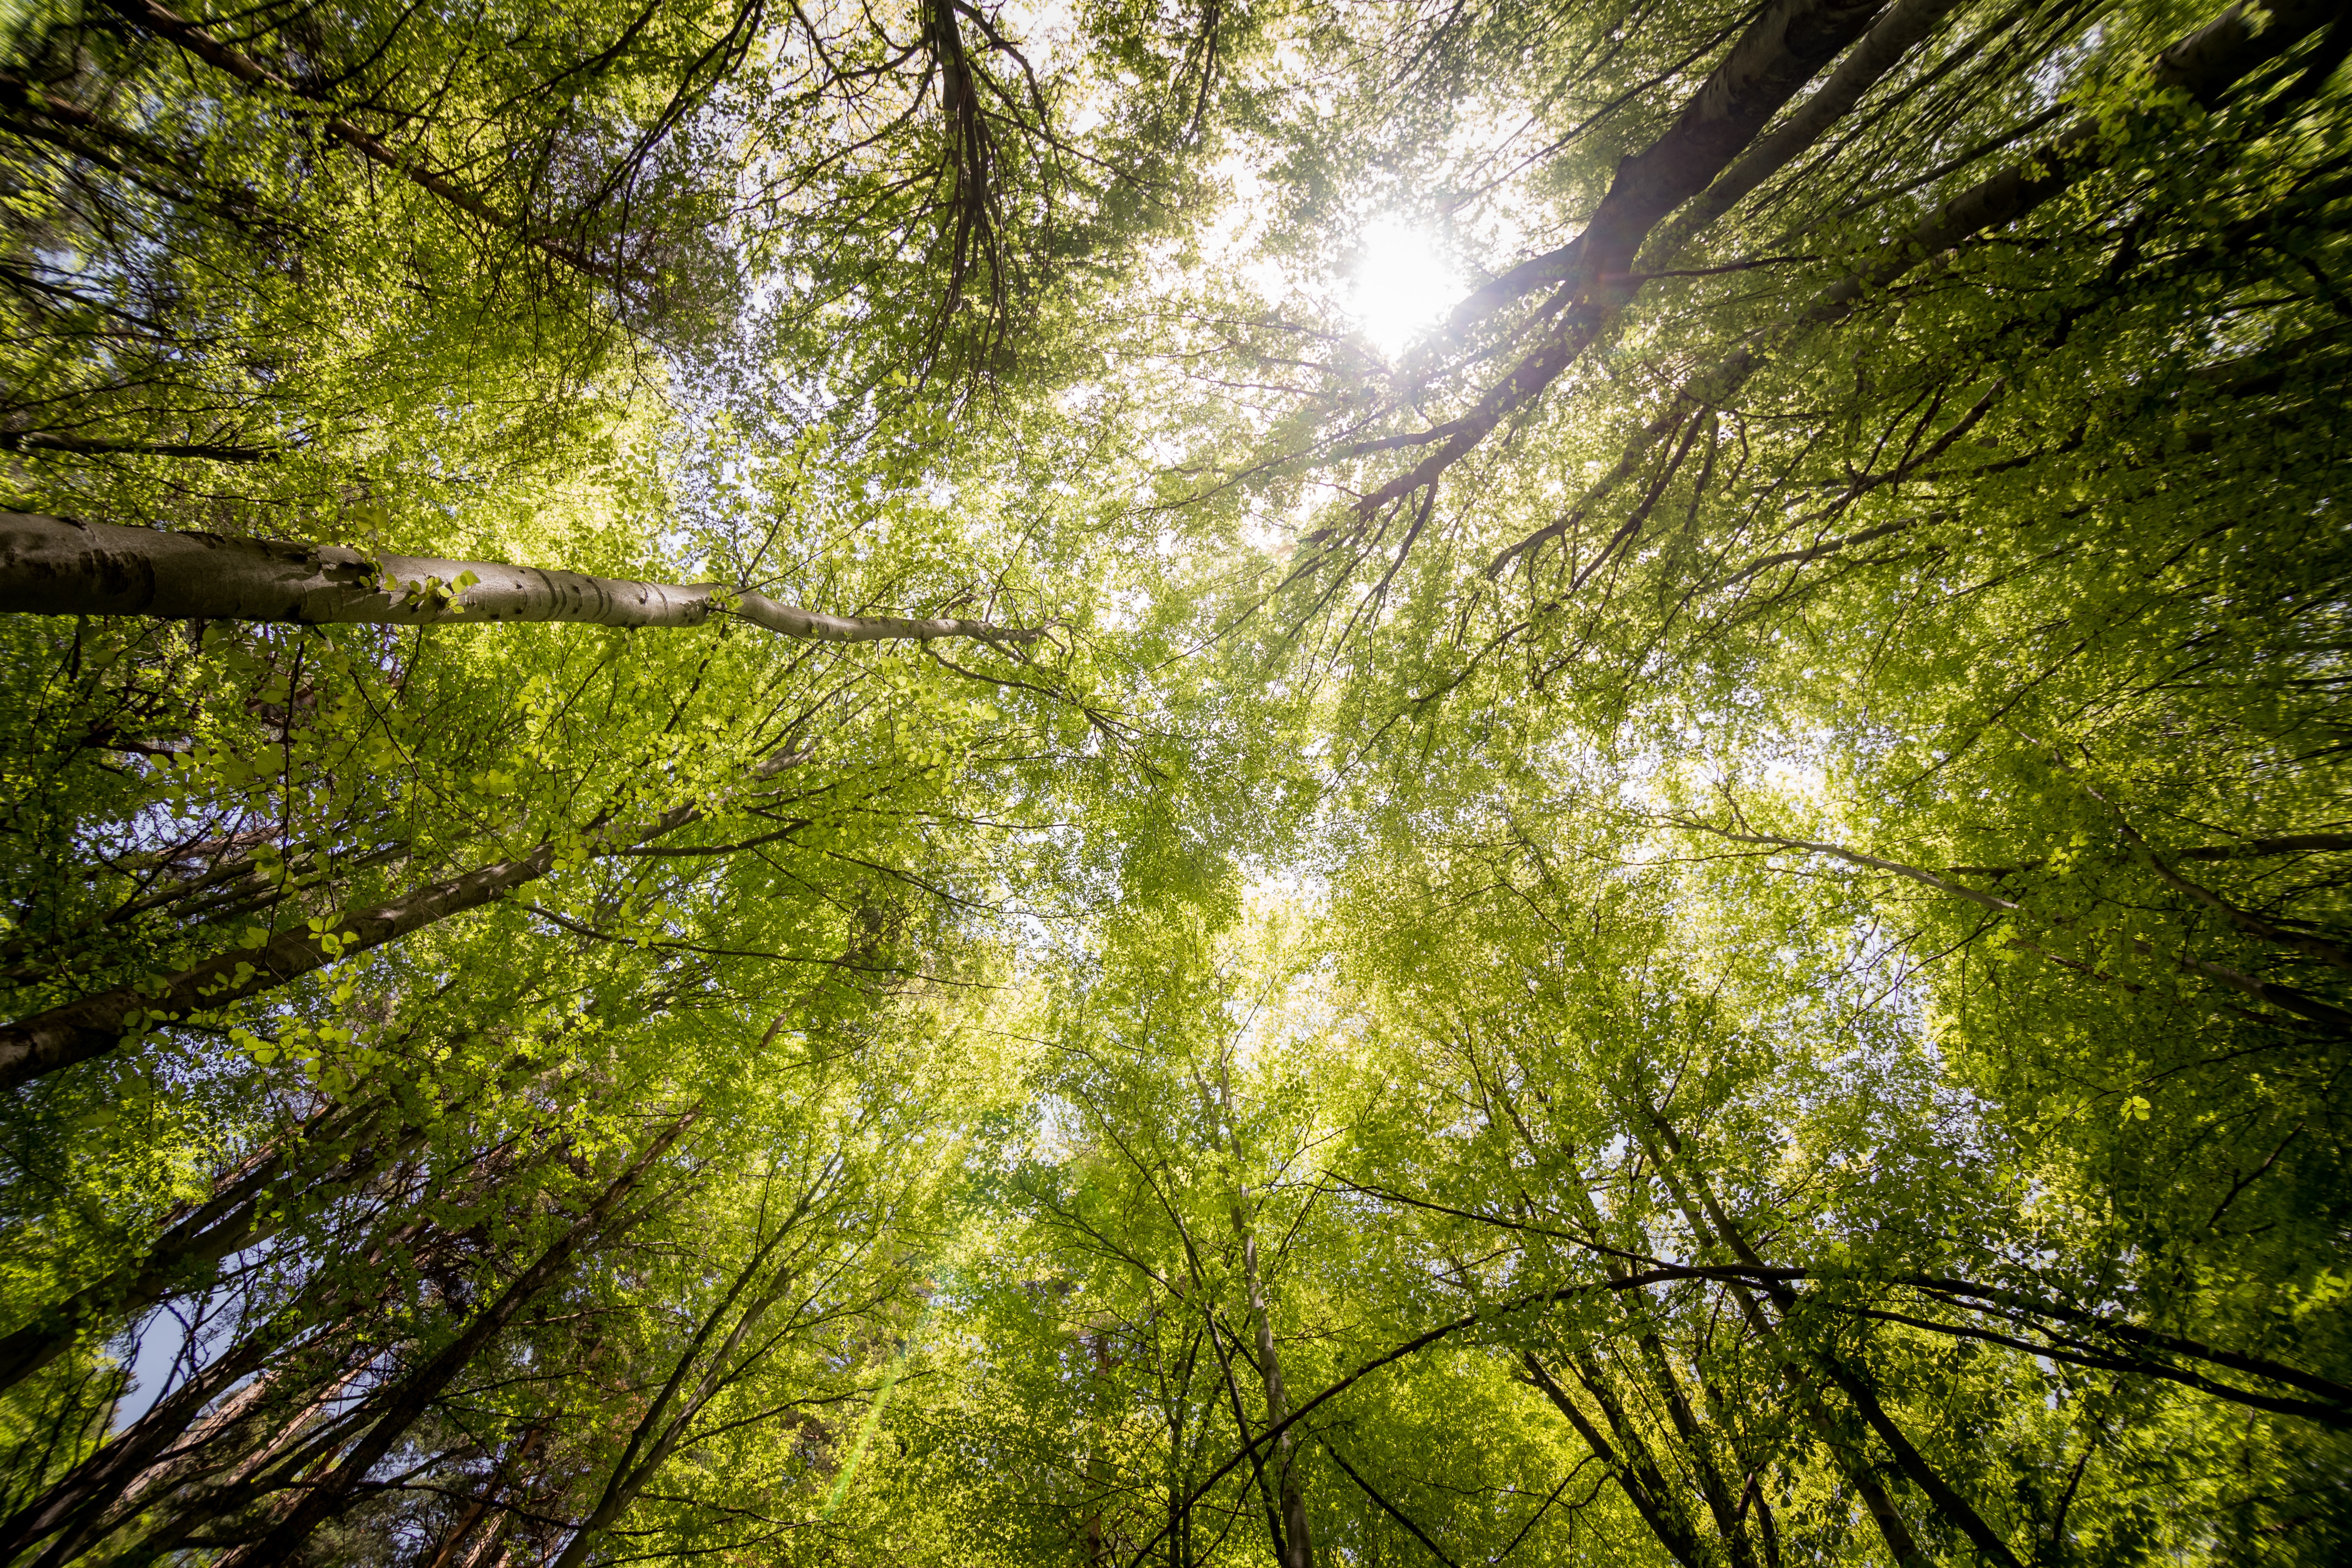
[2,1,2349,1565]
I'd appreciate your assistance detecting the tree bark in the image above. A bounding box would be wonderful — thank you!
[1640,1112,2021,1568]
[549,1179,818,1568]
[1353,0,1888,516]
[0,514,1042,645]
[1207,1062,1312,1568]
[1647,0,1968,263]
[1486,0,2336,577]
[1520,1353,1704,1568]
[0,1094,397,1392]
[0,1214,433,1562]
[1531,1120,1757,1568]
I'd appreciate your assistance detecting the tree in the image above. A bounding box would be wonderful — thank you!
[4,0,2348,1564]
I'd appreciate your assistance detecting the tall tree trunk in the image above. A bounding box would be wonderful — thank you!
[1640,1110,2022,1568]
[1,1216,432,1562]
[419,1422,551,1568]
[1520,1353,1704,1568]
[549,1176,820,1568]
[1647,0,1968,262]
[1351,0,1890,516]
[1208,1062,1312,1568]
[0,1093,399,1393]
[1495,1080,1759,1568]
[1487,0,2337,577]
[0,514,1041,644]
[207,1107,699,1565]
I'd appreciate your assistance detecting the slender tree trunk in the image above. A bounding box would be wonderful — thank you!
[1487,0,2336,577]
[1520,1353,1704,1568]
[0,1093,398,1392]
[419,1422,551,1568]
[2,836,410,989]
[209,1107,698,1565]
[549,1178,818,1568]
[1210,1062,1311,1568]
[1641,1111,2022,1568]
[1233,1202,1311,1568]
[1544,1158,1755,1568]
[0,748,810,1092]
[2,1216,432,1563]
[0,514,1041,644]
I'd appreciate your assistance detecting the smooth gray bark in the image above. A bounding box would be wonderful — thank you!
[0,514,1040,645]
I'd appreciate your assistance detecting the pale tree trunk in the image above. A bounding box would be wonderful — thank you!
[0,514,1041,645]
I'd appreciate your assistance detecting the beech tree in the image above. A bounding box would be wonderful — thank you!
[3,1,2346,1565]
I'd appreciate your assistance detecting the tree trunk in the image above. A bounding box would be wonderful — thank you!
[0,1215,432,1562]
[1647,0,1967,262]
[0,513,1041,644]
[1487,0,2336,577]
[0,1094,398,1393]
[209,1107,698,1565]
[1520,1353,1704,1568]
[1353,0,1889,515]
[1641,1111,2021,1568]
[549,1180,817,1568]
[0,749,809,1092]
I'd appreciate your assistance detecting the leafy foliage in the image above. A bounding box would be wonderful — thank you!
[0,1,2347,1565]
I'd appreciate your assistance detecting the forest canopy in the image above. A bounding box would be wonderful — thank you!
[0,0,2347,1564]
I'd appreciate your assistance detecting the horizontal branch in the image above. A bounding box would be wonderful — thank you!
[0,514,1042,646]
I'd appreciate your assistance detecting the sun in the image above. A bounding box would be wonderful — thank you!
[1347,219,1458,358]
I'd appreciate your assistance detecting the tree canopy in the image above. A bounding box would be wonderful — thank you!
[0,0,2346,1564]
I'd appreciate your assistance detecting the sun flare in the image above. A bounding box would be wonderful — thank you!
[1348,219,1458,358]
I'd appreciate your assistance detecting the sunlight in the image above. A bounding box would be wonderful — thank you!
[1347,219,1457,358]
